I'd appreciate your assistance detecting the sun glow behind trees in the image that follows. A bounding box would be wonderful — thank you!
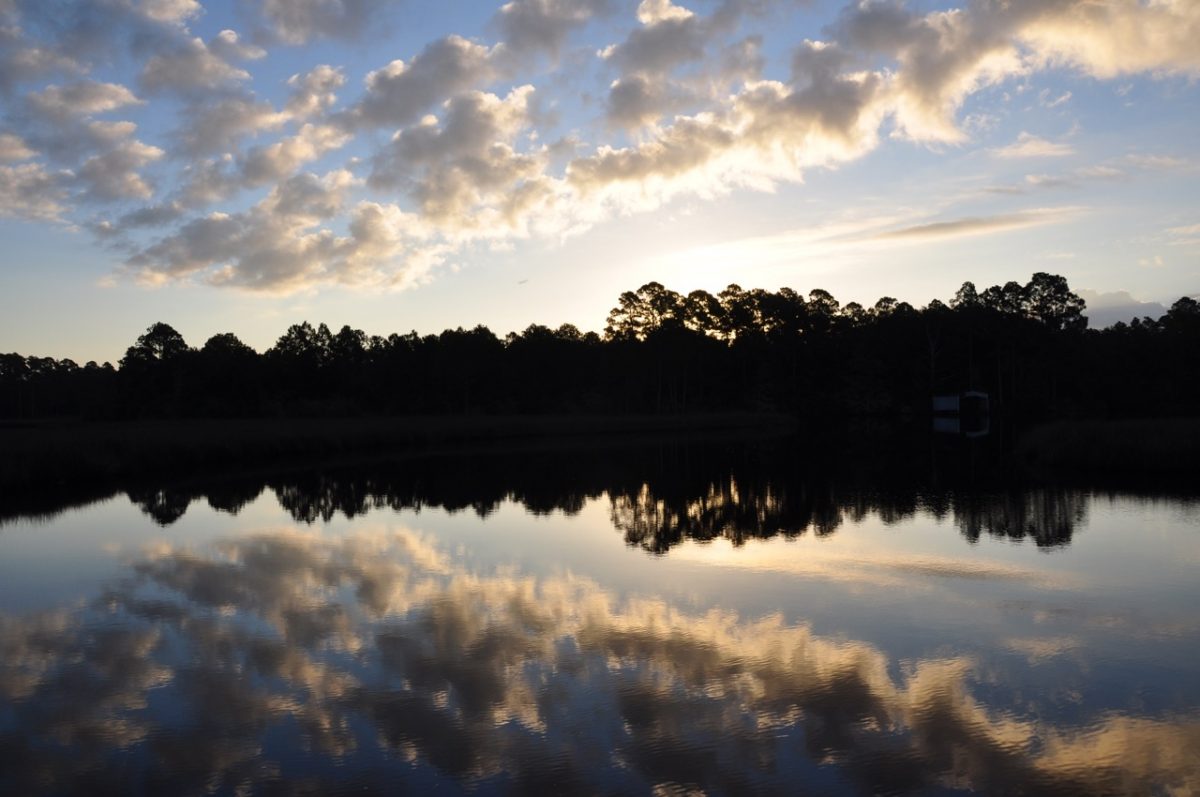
[1,274,1197,420]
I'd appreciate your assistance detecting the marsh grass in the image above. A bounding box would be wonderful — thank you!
[1017,418,1200,477]
[0,413,796,492]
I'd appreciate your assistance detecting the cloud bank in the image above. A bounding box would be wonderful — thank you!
[0,0,1196,291]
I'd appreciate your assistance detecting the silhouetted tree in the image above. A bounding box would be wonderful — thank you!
[192,333,261,415]
[121,322,190,367]
[1022,272,1087,331]
[119,323,193,416]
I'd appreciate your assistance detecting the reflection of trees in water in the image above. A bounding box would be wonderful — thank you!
[953,490,1089,548]
[267,464,601,525]
[609,479,844,553]
[607,477,1087,553]
[112,444,1100,548]
[2,528,1197,795]
[126,486,195,526]
[126,480,264,526]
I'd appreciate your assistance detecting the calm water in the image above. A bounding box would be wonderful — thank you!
[2,439,1199,795]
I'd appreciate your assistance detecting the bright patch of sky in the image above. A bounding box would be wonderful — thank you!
[0,0,1197,362]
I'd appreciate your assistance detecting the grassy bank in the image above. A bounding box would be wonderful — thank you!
[0,413,797,492]
[1016,418,1200,478]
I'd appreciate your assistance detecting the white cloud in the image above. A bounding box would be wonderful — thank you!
[333,201,448,287]
[606,74,693,129]
[1019,0,1200,78]
[128,169,446,291]
[1077,289,1166,328]
[1074,165,1123,180]
[240,122,352,185]
[597,0,785,130]
[1023,173,1072,189]
[0,162,70,220]
[570,59,885,217]
[175,95,290,156]
[1123,153,1191,171]
[350,36,504,129]
[1039,88,1071,108]
[987,162,1125,194]
[131,0,202,24]
[0,23,82,92]
[369,87,546,225]
[77,138,164,200]
[834,2,1025,143]
[991,132,1075,159]
[129,170,352,290]
[604,0,708,76]
[139,34,252,95]
[116,200,185,229]
[835,0,1200,143]
[0,132,34,161]
[871,207,1080,242]
[28,80,142,119]
[285,65,345,118]
[636,0,694,25]
[1166,222,1200,238]
[255,0,394,45]
[177,122,351,206]
[207,29,266,62]
[493,0,611,59]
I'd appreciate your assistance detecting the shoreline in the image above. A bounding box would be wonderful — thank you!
[3,414,1197,513]
[1014,417,1200,479]
[0,412,799,491]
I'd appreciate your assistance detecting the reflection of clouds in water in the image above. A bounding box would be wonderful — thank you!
[1002,636,1083,664]
[997,599,1200,641]
[671,542,1078,591]
[1,526,1198,795]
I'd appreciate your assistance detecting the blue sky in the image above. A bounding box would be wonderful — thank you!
[0,0,1197,363]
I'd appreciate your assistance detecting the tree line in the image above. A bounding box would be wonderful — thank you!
[2,272,1197,420]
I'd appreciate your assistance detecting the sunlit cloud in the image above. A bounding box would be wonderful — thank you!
[0,0,1196,294]
[1165,222,1200,247]
[1076,288,1167,327]
[1003,636,1082,663]
[0,162,72,221]
[871,207,1082,242]
[991,132,1075,159]
[669,538,1078,591]
[252,0,399,45]
[493,0,613,59]
[641,205,1083,291]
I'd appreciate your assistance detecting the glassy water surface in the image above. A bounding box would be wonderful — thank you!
[2,439,1198,795]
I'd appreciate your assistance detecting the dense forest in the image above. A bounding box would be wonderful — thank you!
[2,273,1197,420]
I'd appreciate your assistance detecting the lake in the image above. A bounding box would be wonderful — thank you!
[2,436,1198,795]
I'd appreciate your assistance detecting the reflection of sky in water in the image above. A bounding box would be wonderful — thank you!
[1,489,1199,795]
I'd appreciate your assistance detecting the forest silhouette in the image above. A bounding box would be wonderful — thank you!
[2,272,1197,420]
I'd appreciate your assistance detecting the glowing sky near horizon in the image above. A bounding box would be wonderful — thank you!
[0,0,1197,363]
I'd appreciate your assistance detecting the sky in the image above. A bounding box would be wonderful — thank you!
[0,0,1197,364]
